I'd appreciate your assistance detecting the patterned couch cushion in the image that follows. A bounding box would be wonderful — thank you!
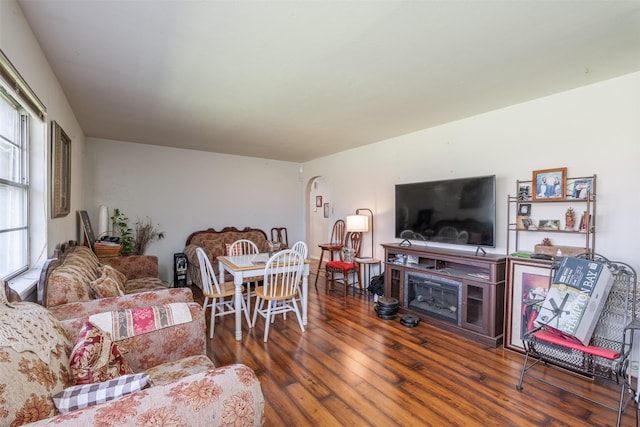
[0,302,72,425]
[69,322,134,385]
[89,265,126,298]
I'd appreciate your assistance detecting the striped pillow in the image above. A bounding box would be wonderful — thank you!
[53,373,149,413]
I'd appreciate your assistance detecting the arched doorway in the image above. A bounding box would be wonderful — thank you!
[306,176,330,262]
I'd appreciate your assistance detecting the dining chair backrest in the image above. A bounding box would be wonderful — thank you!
[271,227,289,248]
[229,239,259,256]
[196,247,223,295]
[290,241,308,259]
[330,219,346,245]
[262,249,304,299]
[341,232,362,262]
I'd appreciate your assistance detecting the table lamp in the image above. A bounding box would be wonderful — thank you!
[346,208,374,258]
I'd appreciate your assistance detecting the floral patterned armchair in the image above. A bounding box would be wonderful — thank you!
[0,287,265,426]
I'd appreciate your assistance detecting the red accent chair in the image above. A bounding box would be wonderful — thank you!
[326,232,362,296]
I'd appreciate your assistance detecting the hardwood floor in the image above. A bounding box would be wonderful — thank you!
[193,273,637,426]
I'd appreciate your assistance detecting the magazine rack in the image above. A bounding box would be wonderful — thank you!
[516,254,638,427]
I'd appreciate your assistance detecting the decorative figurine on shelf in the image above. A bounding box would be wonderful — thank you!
[565,207,575,231]
[541,238,552,246]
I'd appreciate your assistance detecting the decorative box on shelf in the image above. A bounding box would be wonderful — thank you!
[534,244,587,257]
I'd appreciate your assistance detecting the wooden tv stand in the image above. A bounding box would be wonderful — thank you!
[382,243,506,347]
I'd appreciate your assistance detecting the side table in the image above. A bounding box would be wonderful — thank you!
[355,257,381,293]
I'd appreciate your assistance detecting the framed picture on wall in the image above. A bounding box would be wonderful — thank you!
[51,121,71,218]
[316,196,323,207]
[323,203,329,218]
[504,258,552,352]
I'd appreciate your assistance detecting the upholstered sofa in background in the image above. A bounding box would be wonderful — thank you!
[38,241,167,309]
[183,227,268,289]
[0,287,265,426]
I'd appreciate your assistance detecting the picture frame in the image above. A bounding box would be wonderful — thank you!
[532,167,566,200]
[504,258,552,352]
[316,195,323,207]
[516,216,532,230]
[518,203,531,216]
[518,184,531,201]
[538,219,561,230]
[51,121,71,218]
[78,210,96,248]
[570,178,593,200]
[323,202,329,218]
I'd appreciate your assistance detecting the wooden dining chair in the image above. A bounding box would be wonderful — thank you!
[251,249,305,342]
[326,231,362,296]
[228,239,260,316]
[196,247,250,338]
[270,227,289,248]
[314,219,346,289]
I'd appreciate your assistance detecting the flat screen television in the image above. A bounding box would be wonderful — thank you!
[395,175,496,248]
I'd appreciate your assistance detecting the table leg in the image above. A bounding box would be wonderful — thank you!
[314,250,326,287]
[218,260,225,285]
[302,265,309,325]
[234,274,244,341]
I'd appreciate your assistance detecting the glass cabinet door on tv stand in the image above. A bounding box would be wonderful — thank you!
[507,174,596,257]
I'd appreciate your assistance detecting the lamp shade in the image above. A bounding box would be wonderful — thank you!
[346,214,369,232]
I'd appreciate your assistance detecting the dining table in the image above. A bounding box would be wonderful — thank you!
[217,252,310,341]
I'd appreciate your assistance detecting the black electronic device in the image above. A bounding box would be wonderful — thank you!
[395,175,496,248]
[174,252,188,288]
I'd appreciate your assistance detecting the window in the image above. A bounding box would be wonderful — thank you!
[0,90,29,279]
[0,49,46,285]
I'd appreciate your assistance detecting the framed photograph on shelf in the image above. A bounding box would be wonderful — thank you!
[538,219,561,230]
[518,184,531,201]
[518,203,531,216]
[316,196,323,207]
[532,167,566,201]
[51,121,71,218]
[505,258,552,352]
[569,178,593,200]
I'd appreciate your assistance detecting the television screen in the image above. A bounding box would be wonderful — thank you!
[395,175,496,247]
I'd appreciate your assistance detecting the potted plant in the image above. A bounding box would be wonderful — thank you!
[110,208,136,255]
[134,217,165,255]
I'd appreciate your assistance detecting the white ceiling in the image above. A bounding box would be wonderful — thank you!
[18,1,640,163]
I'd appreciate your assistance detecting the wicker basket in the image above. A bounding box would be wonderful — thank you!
[93,243,122,258]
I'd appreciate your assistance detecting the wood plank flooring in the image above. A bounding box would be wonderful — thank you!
[193,272,638,426]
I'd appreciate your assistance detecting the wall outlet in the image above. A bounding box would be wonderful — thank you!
[631,361,639,372]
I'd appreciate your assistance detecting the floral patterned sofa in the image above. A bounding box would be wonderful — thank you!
[0,286,265,426]
[38,241,167,309]
[183,227,268,289]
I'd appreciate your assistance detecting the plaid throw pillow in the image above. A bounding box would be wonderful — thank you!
[225,243,243,256]
[53,373,149,413]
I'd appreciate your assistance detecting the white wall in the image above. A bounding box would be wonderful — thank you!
[302,72,640,273]
[86,139,303,281]
[0,0,86,262]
